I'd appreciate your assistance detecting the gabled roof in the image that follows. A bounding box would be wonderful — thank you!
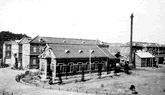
[19,37,32,44]
[30,36,106,45]
[99,47,116,59]
[136,52,154,58]
[47,44,115,59]
[4,40,19,45]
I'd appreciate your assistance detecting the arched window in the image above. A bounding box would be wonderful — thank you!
[33,46,37,52]
[77,62,83,72]
[101,61,107,70]
[68,62,74,73]
[94,61,99,70]
[73,63,78,72]
[32,58,37,65]
[57,63,64,73]
[85,61,90,71]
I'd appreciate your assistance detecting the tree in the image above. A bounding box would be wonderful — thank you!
[0,31,30,58]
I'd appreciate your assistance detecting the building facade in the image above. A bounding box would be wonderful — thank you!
[39,43,116,81]
[18,37,32,69]
[29,36,110,69]
[3,40,20,67]
[135,52,155,67]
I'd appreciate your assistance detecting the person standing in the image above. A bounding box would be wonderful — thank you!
[14,54,18,69]
[124,61,129,74]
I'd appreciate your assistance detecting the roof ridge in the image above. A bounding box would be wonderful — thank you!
[40,36,97,41]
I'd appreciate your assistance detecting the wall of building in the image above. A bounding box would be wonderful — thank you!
[30,43,45,69]
[135,55,141,67]
[3,42,19,67]
[21,44,30,68]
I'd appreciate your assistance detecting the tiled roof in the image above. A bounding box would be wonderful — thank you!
[30,36,106,45]
[48,44,114,59]
[99,47,116,59]
[136,52,154,58]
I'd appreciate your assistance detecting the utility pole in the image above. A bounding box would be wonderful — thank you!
[89,48,92,77]
[130,13,135,68]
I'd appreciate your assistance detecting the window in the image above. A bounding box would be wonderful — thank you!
[78,50,83,53]
[5,51,11,58]
[90,50,94,53]
[65,50,70,53]
[33,46,37,52]
[78,62,83,72]
[39,46,43,52]
[68,62,74,73]
[32,58,37,65]
[6,45,11,51]
[7,52,10,57]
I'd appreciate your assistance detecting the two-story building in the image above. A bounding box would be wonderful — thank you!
[29,36,110,69]
[3,40,20,67]
[18,37,32,69]
[120,41,165,67]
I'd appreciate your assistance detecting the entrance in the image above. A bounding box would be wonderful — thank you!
[47,58,52,77]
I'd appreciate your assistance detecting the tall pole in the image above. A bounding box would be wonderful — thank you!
[89,48,92,77]
[130,13,134,68]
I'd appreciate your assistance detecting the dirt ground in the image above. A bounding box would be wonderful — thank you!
[34,65,165,95]
[1,65,165,95]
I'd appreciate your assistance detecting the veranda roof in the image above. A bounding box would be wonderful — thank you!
[136,52,155,58]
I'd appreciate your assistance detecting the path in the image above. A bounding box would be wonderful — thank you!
[0,67,93,95]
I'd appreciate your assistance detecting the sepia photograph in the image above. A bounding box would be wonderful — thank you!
[0,0,165,95]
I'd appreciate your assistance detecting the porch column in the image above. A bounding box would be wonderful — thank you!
[40,58,47,81]
[52,59,56,82]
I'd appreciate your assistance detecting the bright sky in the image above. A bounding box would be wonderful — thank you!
[0,0,165,44]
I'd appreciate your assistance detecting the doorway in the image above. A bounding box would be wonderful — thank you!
[47,58,52,77]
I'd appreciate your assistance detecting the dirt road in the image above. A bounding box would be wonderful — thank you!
[0,67,93,95]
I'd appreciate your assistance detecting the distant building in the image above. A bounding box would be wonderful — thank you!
[120,41,165,67]
[135,52,155,67]
[3,40,20,67]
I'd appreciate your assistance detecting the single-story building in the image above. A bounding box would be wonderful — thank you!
[135,52,155,67]
[39,44,117,81]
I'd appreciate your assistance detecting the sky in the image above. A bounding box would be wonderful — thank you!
[0,0,165,44]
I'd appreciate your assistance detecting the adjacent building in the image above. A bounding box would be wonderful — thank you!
[18,37,32,69]
[135,52,155,67]
[3,40,20,67]
[120,41,165,67]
